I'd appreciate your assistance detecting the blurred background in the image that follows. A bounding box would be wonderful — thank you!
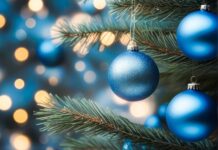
[0,0,165,149]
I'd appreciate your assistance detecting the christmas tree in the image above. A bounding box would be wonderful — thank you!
[36,0,218,149]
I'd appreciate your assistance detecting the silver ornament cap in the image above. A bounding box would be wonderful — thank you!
[187,76,200,90]
[200,4,210,11]
[127,40,139,51]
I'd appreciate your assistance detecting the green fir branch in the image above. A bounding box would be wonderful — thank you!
[35,95,217,150]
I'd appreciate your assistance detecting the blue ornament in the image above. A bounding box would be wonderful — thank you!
[177,9,218,61]
[158,103,168,120]
[122,139,133,150]
[166,82,217,142]
[144,115,162,128]
[37,40,64,66]
[108,50,159,101]
[79,0,97,14]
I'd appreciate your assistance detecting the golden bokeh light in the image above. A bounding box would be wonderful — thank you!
[10,133,31,150]
[14,47,29,62]
[34,90,52,107]
[129,98,156,118]
[100,31,115,46]
[111,92,129,105]
[71,13,92,25]
[120,33,131,46]
[35,65,46,75]
[14,78,25,90]
[48,76,59,86]
[93,0,107,10]
[75,61,86,72]
[0,14,6,28]
[13,109,28,124]
[28,0,44,12]
[0,95,12,111]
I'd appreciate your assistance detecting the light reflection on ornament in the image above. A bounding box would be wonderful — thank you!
[28,0,44,12]
[75,61,86,72]
[0,95,12,111]
[14,47,29,62]
[84,70,96,84]
[100,31,115,46]
[13,109,28,124]
[93,0,107,10]
[14,78,25,90]
[0,14,6,28]
[25,18,36,28]
[129,96,156,118]
[10,133,31,150]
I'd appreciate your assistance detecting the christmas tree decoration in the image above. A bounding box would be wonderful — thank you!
[122,139,133,150]
[108,42,159,101]
[36,40,64,66]
[144,115,162,128]
[158,103,168,120]
[177,4,218,61]
[166,77,218,142]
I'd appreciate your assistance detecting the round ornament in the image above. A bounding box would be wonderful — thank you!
[158,103,168,120]
[177,6,218,61]
[108,42,159,101]
[37,40,64,67]
[144,115,162,128]
[166,79,217,141]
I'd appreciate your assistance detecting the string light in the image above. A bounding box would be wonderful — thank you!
[14,47,29,62]
[14,78,25,90]
[93,0,107,10]
[13,109,28,124]
[100,31,115,46]
[34,90,51,106]
[48,76,59,86]
[0,14,6,29]
[0,95,12,111]
[75,61,86,72]
[84,71,96,84]
[25,18,36,28]
[28,0,44,12]
[10,133,31,150]
[129,97,156,118]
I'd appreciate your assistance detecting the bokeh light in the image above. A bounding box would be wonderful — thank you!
[25,18,36,28]
[35,65,46,75]
[84,70,96,84]
[100,31,115,46]
[14,47,29,62]
[120,33,131,46]
[13,109,29,124]
[10,133,31,150]
[15,29,27,41]
[14,78,25,90]
[93,0,107,10]
[111,92,129,105]
[0,14,6,29]
[75,61,86,72]
[48,76,59,86]
[0,95,12,111]
[129,98,156,118]
[28,0,44,12]
[71,13,92,25]
[34,90,51,106]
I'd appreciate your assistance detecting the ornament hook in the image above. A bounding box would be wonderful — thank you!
[188,76,200,90]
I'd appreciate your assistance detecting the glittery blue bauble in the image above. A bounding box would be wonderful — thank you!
[158,103,168,120]
[144,115,162,128]
[37,40,64,66]
[166,90,217,141]
[122,139,133,150]
[108,51,159,101]
[177,10,218,61]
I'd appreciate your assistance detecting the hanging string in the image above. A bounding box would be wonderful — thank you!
[130,0,136,41]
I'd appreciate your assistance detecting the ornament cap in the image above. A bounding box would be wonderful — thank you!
[200,4,210,11]
[127,40,139,51]
[187,76,200,90]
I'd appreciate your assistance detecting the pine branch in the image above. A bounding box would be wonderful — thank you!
[61,136,120,150]
[35,95,217,150]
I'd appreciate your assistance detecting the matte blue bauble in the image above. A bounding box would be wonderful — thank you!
[166,90,217,141]
[158,103,168,120]
[108,51,159,101]
[122,139,133,150]
[37,40,64,66]
[177,10,218,61]
[144,115,162,128]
